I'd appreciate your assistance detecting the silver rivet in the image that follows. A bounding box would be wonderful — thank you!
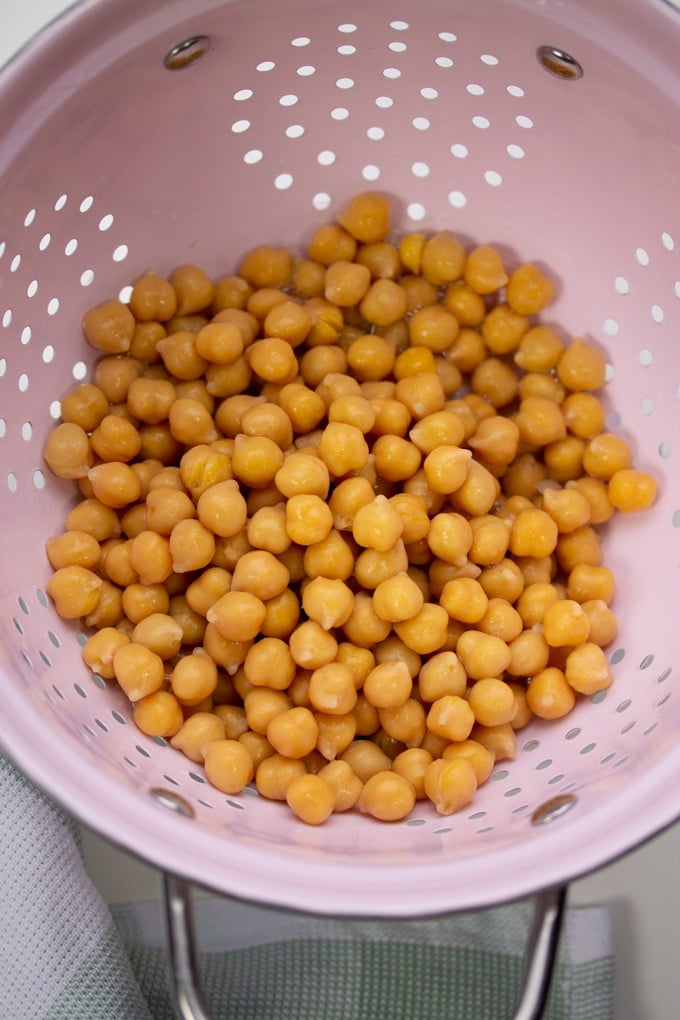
[164,36,211,70]
[536,46,583,80]
[150,788,195,817]
[531,793,577,825]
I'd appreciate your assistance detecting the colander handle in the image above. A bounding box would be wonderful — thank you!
[162,873,567,1020]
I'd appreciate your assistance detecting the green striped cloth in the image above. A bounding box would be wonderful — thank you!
[0,756,614,1020]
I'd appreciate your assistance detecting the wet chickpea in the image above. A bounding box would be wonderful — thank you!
[556,525,602,573]
[336,191,391,244]
[408,305,459,353]
[358,770,415,822]
[146,487,197,535]
[506,629,550,677]
[580,599,618,647]
[561,392,606,439]
[557,338,607,392]
[394,345,437,380]
[456,630,512,680]
[526,667,576,720]
[470,357,519,409]
[478,598,523,642]
[509,508,559,559]
[394,371,446,420]
[323,259,371,306]
[132,690,184,738]
[608,469,657,512]
[542,598,591,647]
[582,433,633,480]
[43,422,93,479]
[112,641,165,702]
[93,355,142,405]
[47,566,103,619]
[212,274,253,312]
[82,299,136,354]
[370,397,412,438]
[567,563,615,604]
[303,529,356,581]
[317,421,370,476]
[541,486,591,533]
[424,757,478,816]
[60,383,110,432]
[169,264,215,316]
[478,560,525,604]
[46,530,101,571]
[565,477,614,525]
[463,244,508,294]
[468,678,517,727]
[514,326,565,373]
[506,264,555,315]
[394,602,449,655]
[156,330,209,380]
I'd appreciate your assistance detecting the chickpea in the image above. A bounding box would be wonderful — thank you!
[526,667,576,720]
[358,770,415,822]
[424,757,477,815]
[394,371,446,419]
[307,662,357,715]
[285,493,334,546]
[317,421,370,476]
[509,508,559,559]
[47,565,103,619]
[169,519,215,573]
[608,468,657,512]
[542,598,591,647]
[514,326,565,372]
[133,690,184,738]
[565,642,612,695]
[113,642,165,701]
[506,629,550,677]
[82,299,135,353]
[506,264,555,315]
[394,603,450,655]
[456,630,512,680]
[60,382,110,432]
[442,739,495,785]
[408,305,459,353]
[299,577,353,630]
[244,637,296,690]
[561,392,606,439]
[202,739,255,795]
[581,599,618,647]
[336,191,391,243]
[468,678,517,727]
[46,530,101,571]
[43,422,93,480]
[557,338,607,392]
[470,722,516,762]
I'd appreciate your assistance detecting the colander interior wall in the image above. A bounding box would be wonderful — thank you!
[0,0,679,917]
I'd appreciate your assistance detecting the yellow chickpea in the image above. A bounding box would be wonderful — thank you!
[285,493,334,546]
[556,338,607,392]
[82,299,136,354]
[467,678,517,727]
[394,371,446,419]
[580,600,618,647]
[358,771,415,822]
[336,191,391,243]
[442,740,495,785]
[526,667,576,720]
[417,651,467,702]
[608,469,657,512]
[204,739,255,795]
[133,690,184,738]
[424,757,477,815]
[394,603,450,656]
[426,695,475,742]
[542,598,591,647]
[456,630,512,680]
[515,396,567,446]
[372,572,424,623]
[565,642,613,695]
[307,662,358,715]
[113,641,165,701]
[561,392,606,439]
[506,264,555,314]
[509,508,559,559]
[285,773,336,825]
[169,519,216,573]
[506,629,550,677]
[47,565,103,619]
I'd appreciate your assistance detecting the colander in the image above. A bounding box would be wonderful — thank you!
[1,0,679,1016]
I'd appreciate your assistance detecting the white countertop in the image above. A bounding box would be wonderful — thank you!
[2,3,679,1018]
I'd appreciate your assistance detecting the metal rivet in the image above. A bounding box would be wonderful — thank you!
[164,36,211,70]
[150,788,195,818]
[531,793,577,825]
[536,46,583,80]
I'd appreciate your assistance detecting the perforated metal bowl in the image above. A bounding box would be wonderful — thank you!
[1,0,679,922]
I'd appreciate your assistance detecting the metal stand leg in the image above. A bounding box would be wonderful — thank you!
[162,874,567,1020]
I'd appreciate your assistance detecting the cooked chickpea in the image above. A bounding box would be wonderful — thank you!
[47,565,103,619]
[82,627,130,679]
[608,469,657,512]
[305,662,356,716]
[581,600,618,647]
[169,519,216,573]
[506,629,550,677]
[424,757,477,816]
[358,770,415,822]
[542,598,591,647]
[526,667,576,720]
[556,337,607,392]
[456,630,512,680]
[133,690,184,738]
[509,508,559,559]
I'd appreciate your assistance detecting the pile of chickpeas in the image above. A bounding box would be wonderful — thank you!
[43,192,657,826]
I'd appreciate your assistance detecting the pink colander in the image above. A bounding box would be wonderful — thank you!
[1,0,679,957]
